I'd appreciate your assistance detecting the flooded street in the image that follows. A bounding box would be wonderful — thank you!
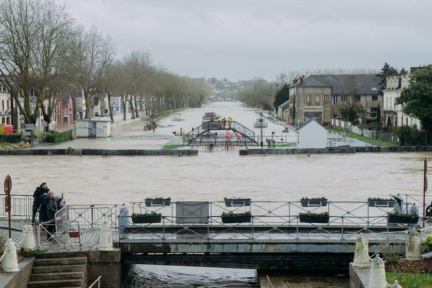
[2,102,431,288]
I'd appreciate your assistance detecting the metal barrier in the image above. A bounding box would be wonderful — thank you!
[122,199,432,243]
[0,194,33,219]
[88,276,102,288]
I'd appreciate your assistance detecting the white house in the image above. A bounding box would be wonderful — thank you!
[383,74,421,129]
[296,119,328,148]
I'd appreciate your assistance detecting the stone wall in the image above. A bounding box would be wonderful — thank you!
[0,258,34,288]
[0,149,198,156]
[88,249,122,288]
[242,146,432,155]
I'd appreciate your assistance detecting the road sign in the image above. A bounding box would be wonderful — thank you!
[4,175,12,195]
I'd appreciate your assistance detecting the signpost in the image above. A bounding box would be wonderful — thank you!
[4,175,12,238]
[424,158,428,227]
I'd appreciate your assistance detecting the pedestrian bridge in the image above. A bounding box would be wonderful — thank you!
[187,121,259,146]
[2,196,431,271]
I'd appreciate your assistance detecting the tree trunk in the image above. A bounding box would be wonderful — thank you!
[84,94,92,119]
[134,95,139,118]
[121,95,127,121]
[107,92,114,123]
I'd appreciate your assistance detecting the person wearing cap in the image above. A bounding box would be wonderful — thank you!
[32,182,49,224]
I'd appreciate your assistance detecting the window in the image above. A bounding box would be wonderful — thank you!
[333,96,338,104]
[1,100,3,110]
[306,95,311,103]
[354,95,361,102]
[372,95,378,101]
[1,117,4,124]
[6,117,9,124]
[342,96,347,102]
[315,95,320,102]
[324,95,330,102]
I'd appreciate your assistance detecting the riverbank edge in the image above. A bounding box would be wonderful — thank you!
[0,149,198,156]
[241,146,432,155]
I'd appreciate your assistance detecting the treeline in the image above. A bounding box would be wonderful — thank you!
[235,69,379,110]
[235,79,278,110]
[0,0,210,128]
[105,52,210,121]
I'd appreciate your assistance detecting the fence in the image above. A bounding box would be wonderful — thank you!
[331,119,395,143]
[0,194,33,219]
[124,198,432,243]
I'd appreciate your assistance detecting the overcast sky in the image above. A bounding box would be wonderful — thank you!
[55,0,432,81]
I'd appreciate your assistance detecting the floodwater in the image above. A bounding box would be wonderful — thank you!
[2,102,431,288]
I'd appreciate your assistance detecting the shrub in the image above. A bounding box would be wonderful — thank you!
[396,126,424,146]
[0,134,22,143]
[44,131,71,144]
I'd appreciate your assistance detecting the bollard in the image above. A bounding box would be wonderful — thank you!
[97,221,114,251]
[406,229,422,260]
[368,254,387,288]
[390,280,402,288]
[1,238,20,272]
[119,205,132,230]
[21,224,36,251]
[353,233,370,267]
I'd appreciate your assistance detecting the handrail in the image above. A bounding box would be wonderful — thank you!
[88,276,102,288]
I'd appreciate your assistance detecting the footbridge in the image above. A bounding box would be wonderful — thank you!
[187,121,259,146]
[2,195,431,272]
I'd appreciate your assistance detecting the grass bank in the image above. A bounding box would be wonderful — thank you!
[328,128,397,147]
[387,272,432,288]
[0,142,31,150]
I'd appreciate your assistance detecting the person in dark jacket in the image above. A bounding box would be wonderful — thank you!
[46,191,58,240]
[37,192,49,223]
[32,183,49,224]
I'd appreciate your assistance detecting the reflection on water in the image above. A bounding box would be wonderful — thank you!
[122,265,258,288]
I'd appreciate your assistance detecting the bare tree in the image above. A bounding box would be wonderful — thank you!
[0,0,73,127]
[68,26,114,119]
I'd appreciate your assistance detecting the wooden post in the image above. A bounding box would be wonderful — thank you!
[424,157,427,228]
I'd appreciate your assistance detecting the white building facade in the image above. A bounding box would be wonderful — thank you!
[383,75,421,129]
[296,119,328,149]
[0,85,11,125]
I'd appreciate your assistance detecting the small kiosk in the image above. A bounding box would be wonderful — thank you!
[76,119,111,138]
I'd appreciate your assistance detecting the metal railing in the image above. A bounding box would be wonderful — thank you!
[0,194,33,219]
[122,199,432,243]
[88,276,102,288]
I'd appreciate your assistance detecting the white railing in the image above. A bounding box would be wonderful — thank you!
[0,194,33,219]
[88,276,102,288]
[122,198,432,244]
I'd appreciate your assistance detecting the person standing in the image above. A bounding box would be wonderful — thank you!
[218,116,222,129]
[46,191,58,240]
[222,117,226,129]
[228,116,232,129]
[32,183,49,224]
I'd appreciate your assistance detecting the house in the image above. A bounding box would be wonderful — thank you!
[296,119,328,148]
[0,84,11,125]
[277,100,290,120]
[383,74,421,129]
[53,94,74,128]
[288,74,381,126]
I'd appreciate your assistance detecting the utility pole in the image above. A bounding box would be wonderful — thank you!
[423,157,427,228]
[260,112,263,149]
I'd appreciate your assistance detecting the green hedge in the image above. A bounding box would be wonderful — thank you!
[44,131,71,144]
[0,134,22,143]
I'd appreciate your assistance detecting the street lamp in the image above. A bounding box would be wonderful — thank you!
[259,112,264,148]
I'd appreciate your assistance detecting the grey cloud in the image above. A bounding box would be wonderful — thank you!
[56,0,432,80]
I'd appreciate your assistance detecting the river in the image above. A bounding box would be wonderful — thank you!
[1,102,430,287]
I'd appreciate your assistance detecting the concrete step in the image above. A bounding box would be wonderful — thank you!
[28,279,82,288]
[31,271,84,281]
[32,264,86,274]
[34,257,87,266]
[35,251,88,259]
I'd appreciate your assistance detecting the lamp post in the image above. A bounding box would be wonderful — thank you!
[259,112,264,148]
